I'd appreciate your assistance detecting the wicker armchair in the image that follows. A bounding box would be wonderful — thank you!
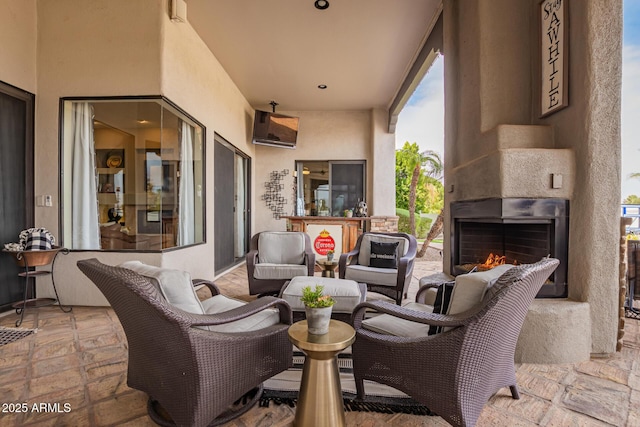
[351,258,559,427]
[339,232,417,304]
[77,258,293,427]
[246,231,315,296]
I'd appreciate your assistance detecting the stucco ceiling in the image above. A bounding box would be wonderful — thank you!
[184,0,442,111]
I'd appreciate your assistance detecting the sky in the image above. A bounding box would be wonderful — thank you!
[396,3,640,201]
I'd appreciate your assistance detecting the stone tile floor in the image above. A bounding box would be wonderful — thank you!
[1,251,639,426]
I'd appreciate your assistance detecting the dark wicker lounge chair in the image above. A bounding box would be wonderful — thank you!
[351,258,560,427]
[77,258,293,427]
[246,231,315,296]
[339,232,417,304]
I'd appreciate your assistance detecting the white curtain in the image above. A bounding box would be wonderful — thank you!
[71,102,100,249]
[234,155,245,257]
[178,120,195,246]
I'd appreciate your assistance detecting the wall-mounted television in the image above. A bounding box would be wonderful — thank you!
[252,110,299,149]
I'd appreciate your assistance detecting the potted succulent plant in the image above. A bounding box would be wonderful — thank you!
[301,285,335,334]
[326,249,335,262]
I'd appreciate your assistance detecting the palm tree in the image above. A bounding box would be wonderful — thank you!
[395,143,445,257]
[401,147,444,258]
[405,149,443,236]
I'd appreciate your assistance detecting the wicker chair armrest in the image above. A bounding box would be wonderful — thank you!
[396,256,410,285]
[192,279,220,296]
[395,236,417,290]
[185,296,293,327]
[338,248,360,278]
[246,249,259,265]
[401,236,418,263]
[351,300,469,330]
[303,251,316,276]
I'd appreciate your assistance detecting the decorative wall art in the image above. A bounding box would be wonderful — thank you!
[262,169,289,219]
[539,0,569,117]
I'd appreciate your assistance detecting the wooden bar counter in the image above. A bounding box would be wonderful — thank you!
[282,216,370,254]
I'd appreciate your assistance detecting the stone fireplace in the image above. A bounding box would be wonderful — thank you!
[450,198,568,298]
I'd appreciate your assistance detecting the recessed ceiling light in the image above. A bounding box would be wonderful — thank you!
[318,84,327,89]
[314,0,329,10]
[137,119,149,124]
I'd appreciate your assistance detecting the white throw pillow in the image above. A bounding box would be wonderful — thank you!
[447,264,514,315]
[119,261,205,315]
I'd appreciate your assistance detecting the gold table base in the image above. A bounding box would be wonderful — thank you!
[288,320,356,427]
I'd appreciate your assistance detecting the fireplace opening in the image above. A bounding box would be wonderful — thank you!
[451,198,568,298]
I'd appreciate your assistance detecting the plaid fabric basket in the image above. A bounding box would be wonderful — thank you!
[18,228,56,251]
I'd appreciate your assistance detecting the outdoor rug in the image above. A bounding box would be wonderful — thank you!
[0,326,36,346]
[260,348,434,415]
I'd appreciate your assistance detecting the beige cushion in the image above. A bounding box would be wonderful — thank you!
[447,265,514,315]
[121,261,280,333]
[420,287,439,306]
[253,263,309,280]
[344,264,398,287]
[200,295,280,333]
[119,261,205,315]
[361,302,434,338]
[358,234,409,266]
[360,266,516,338]
[281,276,364,313]
[258,232,306,264]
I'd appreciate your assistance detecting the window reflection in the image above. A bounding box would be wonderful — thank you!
[296,160,365,217]
[61,97,205,250]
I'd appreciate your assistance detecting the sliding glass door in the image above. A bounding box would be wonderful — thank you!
[0,82,34,311]
[214,135,251,272]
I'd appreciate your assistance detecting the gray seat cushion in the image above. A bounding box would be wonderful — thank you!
[200,295,280,333]
[281,276,365,313]
[253,264,309,280]
[362,302,434,338]
[344,264,398,287]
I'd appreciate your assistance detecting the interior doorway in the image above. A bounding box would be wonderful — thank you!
[0,81,34,311]
[214,135,251,273]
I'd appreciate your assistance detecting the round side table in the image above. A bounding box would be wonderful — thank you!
[3,247,72,326]
[288,319,355,427]
[317,258,339,278]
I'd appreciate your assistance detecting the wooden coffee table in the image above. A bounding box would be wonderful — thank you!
[288,319,356,427]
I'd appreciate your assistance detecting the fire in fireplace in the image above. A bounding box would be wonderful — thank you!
[450,198,568,297]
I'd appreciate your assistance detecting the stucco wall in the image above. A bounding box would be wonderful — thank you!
[13,0,394,305]
[534,0,622,355]
[0,0,37,93]
[443,0,622,357]
[31,0,166,305]
[371,108,396,216]
[253,110,372,233]
[158,1,257,277]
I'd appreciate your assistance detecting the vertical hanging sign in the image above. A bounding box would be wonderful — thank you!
[540,0,569,117]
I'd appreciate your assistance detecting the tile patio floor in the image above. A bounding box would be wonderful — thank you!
[1,252,639,426]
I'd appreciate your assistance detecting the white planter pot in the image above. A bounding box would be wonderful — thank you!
[305,306,333,334]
